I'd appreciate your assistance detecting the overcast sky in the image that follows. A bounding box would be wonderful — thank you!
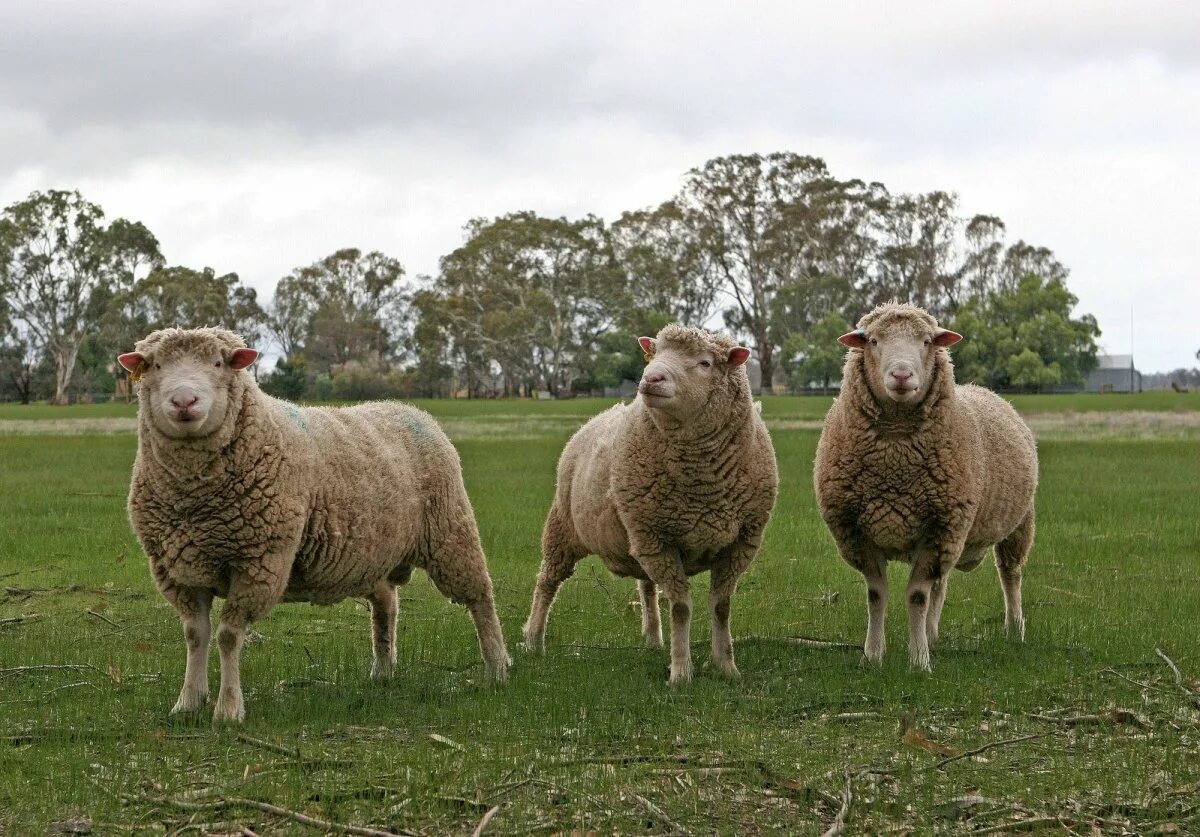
[2,1,1196,371]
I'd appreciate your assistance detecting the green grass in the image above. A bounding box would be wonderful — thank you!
[3,388,1199,423]
[1,404,1198,833]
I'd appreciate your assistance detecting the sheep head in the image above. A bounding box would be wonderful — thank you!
[637,324,751,420]
[837,302,961,406]
[118,327,259,439]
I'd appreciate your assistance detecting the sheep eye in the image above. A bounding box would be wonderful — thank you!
[698,360,711,368]
[923,338,932,345]
[154,363,161,370]
[869,338,878,346]
[214,361,222,368]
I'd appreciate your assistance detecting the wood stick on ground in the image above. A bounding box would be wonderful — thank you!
[1155,647,1200,707]
[968,815,1064,835]
[134,793,413,837]
[820,769,853,837]
[0,614,41,627]
[0,663,102,680]
[236,733,301,759]
[632,794,689,836]
[935,733,1049,770]
[86,609,121,628]
[470,805,500,837]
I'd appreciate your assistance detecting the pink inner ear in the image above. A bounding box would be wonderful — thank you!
[933,330,963,347]
[230,349,259,370]
[117,352,144,373]
[727,347,751,366]
[638,337,655,354]
[837,330,868,348]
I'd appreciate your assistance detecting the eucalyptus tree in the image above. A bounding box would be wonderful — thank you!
[0,190,161,403]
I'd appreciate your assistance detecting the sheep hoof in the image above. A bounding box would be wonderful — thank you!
[370,659,396,681]
[1005,618,1026,642]
[668,660,694,685]
[862,644,885,666]
[520,635,545,654]
[170,691,208,714]
[710,659,740,679]
[484,658,510,683]
[908,654,933,673]
[644,634,664,650]
[212,692,245,724]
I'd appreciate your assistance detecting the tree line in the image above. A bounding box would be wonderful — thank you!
[1,153,1115,404]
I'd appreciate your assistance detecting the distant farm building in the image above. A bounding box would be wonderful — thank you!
[1084,354,1142,393]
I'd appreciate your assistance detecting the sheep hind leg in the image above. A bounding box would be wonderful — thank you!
[997,512,1035,641]
[368,581,398,680]
[637,579,663,649]
[523,504,585,653]
[425,522,511,683]
[926,575,949,645]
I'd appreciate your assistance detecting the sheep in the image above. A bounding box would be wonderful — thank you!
[117,327,509,723]
[522,324,778,683]
[814,302,1038,671]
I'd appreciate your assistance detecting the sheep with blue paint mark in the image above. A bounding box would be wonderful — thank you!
[119,327,509,723]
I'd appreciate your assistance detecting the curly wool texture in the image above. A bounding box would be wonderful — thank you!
[814,303,1038,664]
[127,328,508,719]
[525,324,778,681]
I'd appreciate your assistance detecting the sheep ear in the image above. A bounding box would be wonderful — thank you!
[229,348,259,370]
[727,347,751,366]
[117,352,144,373]
[933,329,962,347]
[838,329,868,348]
[637,337,656,359]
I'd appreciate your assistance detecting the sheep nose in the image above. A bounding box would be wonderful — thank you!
[644,371,667,385]
[890,370,912,384]
[171,394,199,409]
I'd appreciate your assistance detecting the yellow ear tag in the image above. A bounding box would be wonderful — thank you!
[643,352,652,364]
[129,361,145,383]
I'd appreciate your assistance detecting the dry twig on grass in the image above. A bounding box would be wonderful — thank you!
[632,793,689,836]
[470,805,501,836]
[1156,647,1200,708]
[131,793,413,837]
[820,769,853,837]
[86,609,121,628]
[935,733,1049,770]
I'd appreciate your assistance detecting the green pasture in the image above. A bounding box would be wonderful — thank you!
[0,396,1197,834]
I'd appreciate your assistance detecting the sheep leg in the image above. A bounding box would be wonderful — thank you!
[996,511,1034,641]
[708,565,741,678]
[169,586,213,713]
[637,579,663,649]
[639,552,692,684]
[213,564,290,724]
[425,522,511,682]
[862,560,888,665]
[523,504,585,652]
[907,545,958,671]
[926,574,949,645]
[368,581,398,680]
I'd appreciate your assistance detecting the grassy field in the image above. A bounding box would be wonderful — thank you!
[1,396,1198,834]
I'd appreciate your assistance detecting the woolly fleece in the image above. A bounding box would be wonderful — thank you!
[126,327,508,722]
[814,303,1038,670]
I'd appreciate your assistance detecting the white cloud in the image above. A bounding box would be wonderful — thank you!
[1,0,1196,371]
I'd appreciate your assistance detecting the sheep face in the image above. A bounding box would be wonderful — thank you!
[636,327,750,417]
[838,304,961,405]
[118,329,258,439]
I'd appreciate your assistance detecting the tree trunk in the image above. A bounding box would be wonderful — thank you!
[758,342,774,395]
[53,342,81,406]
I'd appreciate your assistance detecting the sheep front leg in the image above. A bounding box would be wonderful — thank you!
[862,559,888,665]
[169,586,213,713]
[906,542,960,672]
[213,561,290,724]
[708,528,761,678]
[638,550,692,684]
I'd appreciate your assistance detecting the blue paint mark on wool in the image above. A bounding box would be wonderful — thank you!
[279,401,308,433]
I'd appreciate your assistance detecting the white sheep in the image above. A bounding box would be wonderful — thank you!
[814,302,1038,670]
[522,324,778,683]
[118,327,509,723]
